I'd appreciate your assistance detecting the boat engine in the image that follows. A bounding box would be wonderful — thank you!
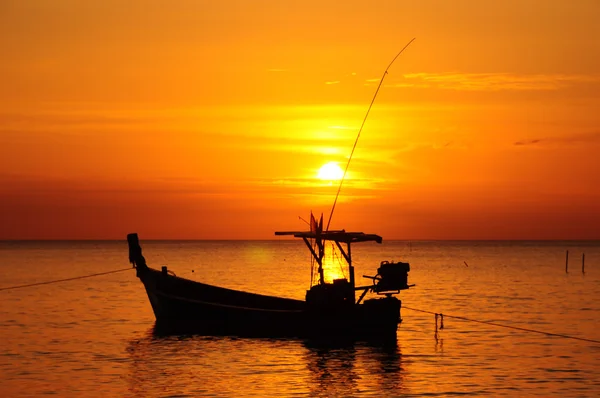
[371,261,410,294]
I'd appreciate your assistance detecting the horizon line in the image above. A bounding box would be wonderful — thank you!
[1,238,599,242]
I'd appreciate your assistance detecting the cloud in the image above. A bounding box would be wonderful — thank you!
[514,139,543,146]
[325,80,340,85]
[396,72,600,91]
[514,131,600,146]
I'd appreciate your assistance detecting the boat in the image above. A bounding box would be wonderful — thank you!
[128,216,412,338]
[128,43,416,339]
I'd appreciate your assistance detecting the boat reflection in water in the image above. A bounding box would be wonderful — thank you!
[303,338,405,396]
[126,328,406,397]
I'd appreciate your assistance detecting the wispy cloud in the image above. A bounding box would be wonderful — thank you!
[514,139,543,146]
[514,131,600,146]
[396,72,600,91]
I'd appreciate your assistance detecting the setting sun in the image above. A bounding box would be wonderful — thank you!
[317,162,344,181]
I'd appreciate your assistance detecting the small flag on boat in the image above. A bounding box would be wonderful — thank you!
[309,212,323,234]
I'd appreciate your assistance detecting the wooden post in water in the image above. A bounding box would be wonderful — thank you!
[582,253,585,274]
[565,250,569,273]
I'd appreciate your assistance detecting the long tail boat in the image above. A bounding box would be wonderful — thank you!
[128,44,417,339]
[128,218,412,338]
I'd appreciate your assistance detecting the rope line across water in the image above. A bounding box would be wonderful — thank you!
[0,267,133,291]
[2,269,598,345]
[402,305,600,344]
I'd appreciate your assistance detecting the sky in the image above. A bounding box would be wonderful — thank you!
[1,0,599,240]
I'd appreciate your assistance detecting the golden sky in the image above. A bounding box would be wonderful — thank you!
[1,0,599,239]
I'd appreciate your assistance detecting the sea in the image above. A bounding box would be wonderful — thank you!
[1,239,599,397]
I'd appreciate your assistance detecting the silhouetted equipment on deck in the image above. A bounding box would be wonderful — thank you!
[370,261,411,294]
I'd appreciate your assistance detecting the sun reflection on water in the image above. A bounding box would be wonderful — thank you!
[319,243,348,284]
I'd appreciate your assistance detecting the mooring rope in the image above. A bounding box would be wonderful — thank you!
[403,305,600,344]
[3,267,597,345]
[0,267,133,292]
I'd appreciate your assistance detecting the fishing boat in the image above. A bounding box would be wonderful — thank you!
[129,41,416,338]
[128,217,411,338]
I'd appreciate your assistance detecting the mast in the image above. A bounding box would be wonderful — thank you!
[348,242,354,303]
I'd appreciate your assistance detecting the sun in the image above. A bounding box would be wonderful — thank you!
[317,162,344,181]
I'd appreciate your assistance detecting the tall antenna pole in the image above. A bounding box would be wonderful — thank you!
[325,38,416,231]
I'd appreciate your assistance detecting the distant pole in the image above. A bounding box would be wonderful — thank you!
[565,250,569,273]
[582,253,585,274]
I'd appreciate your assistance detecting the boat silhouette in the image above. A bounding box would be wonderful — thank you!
[128,219,411,338]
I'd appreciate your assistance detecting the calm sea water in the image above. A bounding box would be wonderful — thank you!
[1,240,599,397]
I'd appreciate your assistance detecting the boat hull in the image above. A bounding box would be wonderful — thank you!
[138,266,401,338]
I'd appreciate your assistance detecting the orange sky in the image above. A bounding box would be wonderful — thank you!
[1,0,599,240]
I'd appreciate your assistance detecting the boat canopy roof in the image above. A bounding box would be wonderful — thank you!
[275,230,382,244]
